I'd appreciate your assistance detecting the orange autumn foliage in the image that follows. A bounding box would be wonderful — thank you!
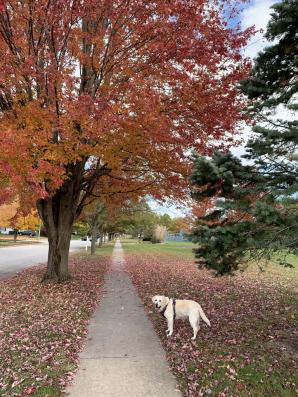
[0,201,40,229]
[0,0,254,206]
[0,202,18,228]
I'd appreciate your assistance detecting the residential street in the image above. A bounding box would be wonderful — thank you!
[0,239,86,279]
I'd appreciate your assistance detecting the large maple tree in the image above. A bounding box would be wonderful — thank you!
[0,0,253,281]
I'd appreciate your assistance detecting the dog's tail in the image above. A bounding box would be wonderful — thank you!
[198,305,211,327]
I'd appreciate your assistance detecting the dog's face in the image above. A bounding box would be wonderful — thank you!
[152,295,167,310]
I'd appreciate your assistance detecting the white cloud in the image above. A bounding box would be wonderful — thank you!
[149,199,190,218]
[229,1,280,159]
[241,0,278,60]
[230,128,250,157]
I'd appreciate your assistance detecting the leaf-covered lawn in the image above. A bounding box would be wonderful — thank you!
[0,256,108,397]
[123,242,298,397]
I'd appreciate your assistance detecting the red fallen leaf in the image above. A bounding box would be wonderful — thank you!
[236,383,245,391]
[24,385,37,394]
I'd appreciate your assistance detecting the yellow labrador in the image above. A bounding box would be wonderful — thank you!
[152,295,210,340]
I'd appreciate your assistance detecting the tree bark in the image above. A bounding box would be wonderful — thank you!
[37,165,83,282]
[37,192,74,282]
[87,202,106,254]
[90,224,98,255]
[98,233,103,248]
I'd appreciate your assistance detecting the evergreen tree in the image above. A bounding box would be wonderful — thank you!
[191,0,298,275]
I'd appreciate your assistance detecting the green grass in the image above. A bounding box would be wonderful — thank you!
[199,358,298,397]
[121,239,196,258]
[244,254,298,290]
[31,386,61,397]
[0,238,41,247]
[0,349,76,397]
[76,241,115,259]
[94,242,115,256]
[122,239,298,283]
[70,234,84,240]
[0,239,12,246]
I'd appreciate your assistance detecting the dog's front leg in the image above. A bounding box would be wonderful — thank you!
[166,316,174,337]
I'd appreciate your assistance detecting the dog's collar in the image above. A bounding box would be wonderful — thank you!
[173,298,176,321]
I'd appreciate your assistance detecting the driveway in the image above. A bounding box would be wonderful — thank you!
[0,239,87,279]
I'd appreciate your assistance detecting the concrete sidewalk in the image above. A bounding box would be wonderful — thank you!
[67,240,181,397]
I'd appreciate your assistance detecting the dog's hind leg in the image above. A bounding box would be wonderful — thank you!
[189,313,199,340]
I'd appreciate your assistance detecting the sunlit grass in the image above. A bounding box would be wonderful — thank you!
[121,239,196,258]
[122,239,298,286]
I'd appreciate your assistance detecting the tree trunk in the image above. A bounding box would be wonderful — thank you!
[90,224,98,255]
[98,233,103,248]
[37,171,81,282]
[46,226,72,281]
[87,202,106,253]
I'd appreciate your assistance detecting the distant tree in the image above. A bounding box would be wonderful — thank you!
[0,202,18,228]
[0,201,41,240]
[15,211,41,232]
[104,200,163,241]
[191,0,298,275]
[84,201,107,254]
[158,214,172,230]
[125,202,158,241]
[168,217,191,234]
[72,222,89,237]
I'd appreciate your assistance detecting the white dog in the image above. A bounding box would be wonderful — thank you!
[152,295,210,340]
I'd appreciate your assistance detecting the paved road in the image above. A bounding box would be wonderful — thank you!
[0,240,87,279]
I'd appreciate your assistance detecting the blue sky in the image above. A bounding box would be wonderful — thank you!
[151,0,280,218]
